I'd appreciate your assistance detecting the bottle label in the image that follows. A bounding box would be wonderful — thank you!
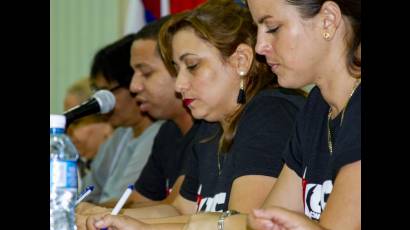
[50,160,78,189]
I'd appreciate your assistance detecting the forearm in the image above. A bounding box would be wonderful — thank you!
[224,214,250,230]
[147,223,186,230]
[123,204,182,219]
[262,165,304,213]
[139,216,191,230]
[129,200,162,208]
[140,215,190,224]
[76,202,107,215]
[98,198,151,209]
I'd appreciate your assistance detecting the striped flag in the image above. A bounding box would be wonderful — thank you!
[123,0,146,35]
[124,0,207,35]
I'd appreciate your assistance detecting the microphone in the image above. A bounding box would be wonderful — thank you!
[64,90,116,126]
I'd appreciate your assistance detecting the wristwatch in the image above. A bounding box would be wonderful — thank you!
[217,210,240,230]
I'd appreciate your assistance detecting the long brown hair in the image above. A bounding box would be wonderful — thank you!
[159,0,278,153]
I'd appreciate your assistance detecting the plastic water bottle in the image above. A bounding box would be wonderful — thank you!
[50,114,79,230]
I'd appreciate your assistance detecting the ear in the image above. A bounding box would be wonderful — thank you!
[229,43,254,76]
[319,1,342,41]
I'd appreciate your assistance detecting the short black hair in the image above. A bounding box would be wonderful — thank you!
[90,34,135,87]
[133,15,172,41]
[133,15,172,56]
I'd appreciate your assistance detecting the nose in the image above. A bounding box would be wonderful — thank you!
[175,70,190,94]
[255,32,272,56]
[129,73,144,93]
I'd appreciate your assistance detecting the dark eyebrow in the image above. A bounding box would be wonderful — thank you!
[133,63,148,69]
[258,15,272,24]
[179,53,196,61]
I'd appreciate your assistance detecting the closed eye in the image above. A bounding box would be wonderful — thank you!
[187,64,198,71]
[142,72,152,78]
[266,26,279,33]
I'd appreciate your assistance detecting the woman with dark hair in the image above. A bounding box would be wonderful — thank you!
[84,0,305,229]
[246,0,361,229]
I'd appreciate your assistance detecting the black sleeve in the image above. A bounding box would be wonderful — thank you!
[134,137,166,201]
[282,112,305,178]
[177,143,194,177]
[232,95,300,180]
[332,87,361,178]
[179,140,200,202]
[173,122,201,177]
[281,87,321,179]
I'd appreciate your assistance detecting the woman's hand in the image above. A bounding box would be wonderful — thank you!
[76,208,111,230]
[86,213,151,230]
[76,202,98,214]
[248,207,325,230]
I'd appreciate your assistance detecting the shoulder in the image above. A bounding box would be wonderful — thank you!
[245,89,305,113]
[300,86,327,114]
[150,120,166,131]
[139,120,166,138]
[337,84,361,148]
[154,120,182,140]
[291,86,329,130]
[345,84,361,121]
[112,126,130,136]
[239,88,305,126]
[101,127,131,147]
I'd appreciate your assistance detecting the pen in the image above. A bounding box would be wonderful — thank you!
[101,184,134,230]
[75,185,94,206]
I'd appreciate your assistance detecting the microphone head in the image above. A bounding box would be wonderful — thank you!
[92,90,116,114]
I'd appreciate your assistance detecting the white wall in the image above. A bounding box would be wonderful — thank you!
[50,0,128,114]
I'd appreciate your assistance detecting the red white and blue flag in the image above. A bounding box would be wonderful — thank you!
[123,0,207,35]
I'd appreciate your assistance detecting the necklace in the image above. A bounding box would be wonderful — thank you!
[327,79,361,155]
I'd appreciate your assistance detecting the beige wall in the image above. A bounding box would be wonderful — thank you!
[50,0,128,114]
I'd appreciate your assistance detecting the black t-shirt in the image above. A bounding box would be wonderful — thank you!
[134,120,200,201]
[284,84,361,221]
[180,88,305,212]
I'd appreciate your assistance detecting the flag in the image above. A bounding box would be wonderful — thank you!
[124,0,208,35]
[123,0,146,35]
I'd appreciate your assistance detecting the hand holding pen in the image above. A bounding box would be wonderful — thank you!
[100,184,134,230]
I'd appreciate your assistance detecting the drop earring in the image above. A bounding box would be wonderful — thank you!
[237,71,246,104]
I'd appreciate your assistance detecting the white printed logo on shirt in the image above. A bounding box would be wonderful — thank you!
[304,180,333,220]
[198,192,226,212]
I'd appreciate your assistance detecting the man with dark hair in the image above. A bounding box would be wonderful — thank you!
[76,17,201,225]
[82,34,163,204]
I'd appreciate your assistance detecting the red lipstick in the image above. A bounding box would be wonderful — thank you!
[183,99,194,107]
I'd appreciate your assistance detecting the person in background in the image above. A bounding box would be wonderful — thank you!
[64,77,114,180]
[81,34,163,205]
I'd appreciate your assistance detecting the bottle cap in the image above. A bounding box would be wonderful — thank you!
[50,114,66,129]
